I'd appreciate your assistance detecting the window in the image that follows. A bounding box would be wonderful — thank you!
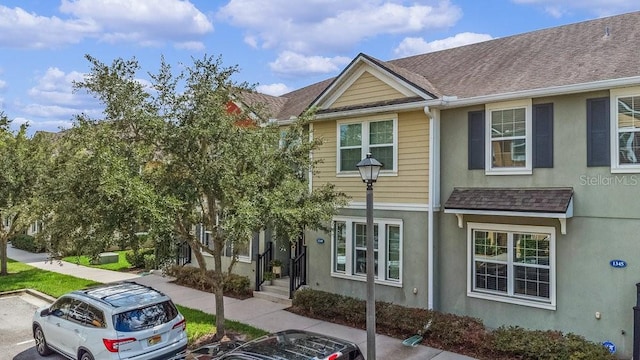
[611,88,640,172]
[114,301,179,332]
[485,100,532,175]
[224,235,252,263]
[331,217,402,284]
[468,223,555,309]
[337,117,397,173]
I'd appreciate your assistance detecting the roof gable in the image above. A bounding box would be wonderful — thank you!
[311,53,437,111]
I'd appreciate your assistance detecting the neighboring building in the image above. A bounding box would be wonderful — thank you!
[246,11,640,357]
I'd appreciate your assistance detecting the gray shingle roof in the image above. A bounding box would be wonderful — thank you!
[271,11,640,119]
[444,187,574,213]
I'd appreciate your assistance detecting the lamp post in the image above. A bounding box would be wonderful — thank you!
[356,153,382,360]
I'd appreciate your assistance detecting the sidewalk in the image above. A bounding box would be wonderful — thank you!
[7,246,477,360]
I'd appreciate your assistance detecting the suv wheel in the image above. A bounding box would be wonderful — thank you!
[80,351,94,360]
[33,325,52,356]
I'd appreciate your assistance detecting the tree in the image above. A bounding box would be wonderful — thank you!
[38,117,175,261]
[71,54,347,336]
[0,114,50,275]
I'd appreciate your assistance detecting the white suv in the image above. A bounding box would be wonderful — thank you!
[32,281,188,360]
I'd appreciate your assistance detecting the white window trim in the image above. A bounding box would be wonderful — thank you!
[331,216,403,286]
[226,237,253,264]
[611,86,640,173]
[485,99,533,175]
[336,115,398,176]
[466,222,556,310]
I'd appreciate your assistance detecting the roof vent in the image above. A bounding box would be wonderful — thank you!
[604,26,610,37]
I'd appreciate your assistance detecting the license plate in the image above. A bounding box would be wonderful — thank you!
[148,335,161,346]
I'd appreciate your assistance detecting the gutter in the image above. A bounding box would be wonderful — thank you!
[312,101,430,121]
[425,76,640,109]
[426,105,440,311]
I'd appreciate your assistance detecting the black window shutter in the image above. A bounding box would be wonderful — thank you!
[533,103,554,168]
[468,110,485,170]
[586,97,610,167]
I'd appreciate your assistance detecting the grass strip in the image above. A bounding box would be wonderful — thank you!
[62,251,132,272]
[2,258,268,344]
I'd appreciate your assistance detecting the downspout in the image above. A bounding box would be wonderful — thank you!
[425,105,440,310]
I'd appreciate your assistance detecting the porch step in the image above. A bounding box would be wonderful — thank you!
[255,277,292,307]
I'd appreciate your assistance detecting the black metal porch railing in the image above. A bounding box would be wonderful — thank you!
[175,241,191,266]
[255,241,273,291]
[289,249,307,298]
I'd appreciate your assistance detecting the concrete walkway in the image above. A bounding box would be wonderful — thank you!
[7,246,477,360]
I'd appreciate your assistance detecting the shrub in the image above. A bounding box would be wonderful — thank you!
[224,273,252,298]
[163,265,252,299]
[428,312,489,351]
[492,326,615,360]
[289,289,613,360]
[10,234,46,253]
[292,289,430,336]
[125,248,155,268]
[143,254,156,270]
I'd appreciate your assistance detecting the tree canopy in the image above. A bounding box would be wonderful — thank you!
[0,114,50,275]
[40,54,347,335]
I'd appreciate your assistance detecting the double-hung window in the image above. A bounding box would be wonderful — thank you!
[224,235,252,263]
[611,88,640,172]
[338,117,397,173]
[486,100,532,175]
[332,217,402,284]
[468,223,555,310]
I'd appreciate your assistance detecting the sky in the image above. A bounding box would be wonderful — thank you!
[1,0,639,134]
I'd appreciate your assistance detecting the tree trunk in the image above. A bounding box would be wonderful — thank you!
[1,237,8,276]
[214,281,225,336]
[213,245,225,336]
[187,238,208,271]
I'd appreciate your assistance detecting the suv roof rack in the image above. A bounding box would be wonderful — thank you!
[75,281,168,308]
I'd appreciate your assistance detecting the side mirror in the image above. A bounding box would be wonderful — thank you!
[40,308,50,317]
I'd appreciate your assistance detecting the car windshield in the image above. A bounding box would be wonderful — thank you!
[113,301,178,332]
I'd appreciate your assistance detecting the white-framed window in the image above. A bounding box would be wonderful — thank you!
[224,236,252,263]
[203,231,212,248]
[467,223,556,310]
[331,216,402,285]
[611,87,640,172]
[485,100,532,175]
[337,116,397,174]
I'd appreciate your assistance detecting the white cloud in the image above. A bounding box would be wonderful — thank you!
[394,32,494,57]
[511,0,639,17]
[13,67,103,132]
[0,79,6,91]
[21,104,80,118]
[0,5,97,48]
[27,67,87,106]
[13,116,73,133]
[269,51,351,77]
[60,0,213,44]
[0,0,213,49]
[256,83,292,96]
[175,41,206,51]
[218,0,462,54]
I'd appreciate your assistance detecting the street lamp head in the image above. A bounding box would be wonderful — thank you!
[356,153,383,183]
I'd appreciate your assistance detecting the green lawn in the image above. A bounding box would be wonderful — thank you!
[62,250,133,272]
[0,259,267,344]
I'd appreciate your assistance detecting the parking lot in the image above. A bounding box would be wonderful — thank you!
[0,292,64,360]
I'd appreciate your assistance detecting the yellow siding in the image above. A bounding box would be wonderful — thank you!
[331,71,405,109]
[312,110,430,205]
